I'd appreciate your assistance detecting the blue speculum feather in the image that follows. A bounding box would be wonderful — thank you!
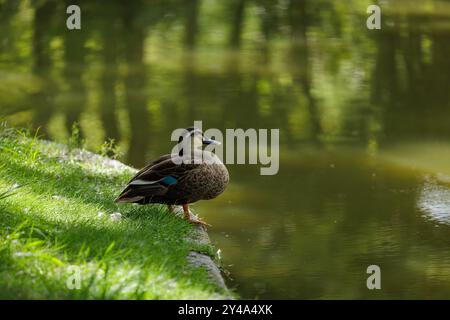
[161,175,177,186]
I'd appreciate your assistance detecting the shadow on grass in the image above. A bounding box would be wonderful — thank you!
[2,157,125,208]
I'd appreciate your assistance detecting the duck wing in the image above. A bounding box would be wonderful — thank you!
[115,154,197,203]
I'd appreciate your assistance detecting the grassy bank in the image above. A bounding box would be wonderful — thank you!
[0,126,229,299]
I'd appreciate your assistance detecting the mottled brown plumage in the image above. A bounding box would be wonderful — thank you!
[115,128,229,226]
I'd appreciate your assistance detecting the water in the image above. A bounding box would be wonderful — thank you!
[2,0,450,299]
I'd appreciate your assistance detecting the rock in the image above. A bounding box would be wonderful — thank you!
[187,251,228,292]
[110,212,122,221]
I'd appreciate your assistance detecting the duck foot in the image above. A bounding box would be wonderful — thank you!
[187,215,211,227]
[182,204,211,227]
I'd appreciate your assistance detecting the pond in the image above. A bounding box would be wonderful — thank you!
[2,0,450,299]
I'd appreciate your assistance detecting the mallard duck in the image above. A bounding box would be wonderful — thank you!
[115,127,229,227]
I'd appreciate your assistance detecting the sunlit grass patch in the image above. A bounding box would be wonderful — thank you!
[0,127,228,299]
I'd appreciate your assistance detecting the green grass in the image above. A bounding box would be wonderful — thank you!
[0,126,228,299]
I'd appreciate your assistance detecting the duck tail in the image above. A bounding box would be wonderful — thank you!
[114,187,142,203]
[114,184,165,204]
[114,196,132,203]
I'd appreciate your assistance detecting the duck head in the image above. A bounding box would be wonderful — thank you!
[178,127,220,156]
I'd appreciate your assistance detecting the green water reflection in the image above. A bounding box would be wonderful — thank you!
[2,0,450,299]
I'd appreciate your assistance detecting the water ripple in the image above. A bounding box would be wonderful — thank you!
[418,181,450,225]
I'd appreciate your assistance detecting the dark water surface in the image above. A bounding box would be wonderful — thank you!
[2,0,450,298]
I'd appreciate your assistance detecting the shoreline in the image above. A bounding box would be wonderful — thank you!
[53,141,233,298]
[0,130,232,299]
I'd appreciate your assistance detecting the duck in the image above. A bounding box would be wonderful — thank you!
[115,127,229,227]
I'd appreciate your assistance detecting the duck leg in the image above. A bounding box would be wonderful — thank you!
[182,204,211,227]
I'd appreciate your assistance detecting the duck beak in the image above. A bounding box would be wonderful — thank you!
[203,138,221,145]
